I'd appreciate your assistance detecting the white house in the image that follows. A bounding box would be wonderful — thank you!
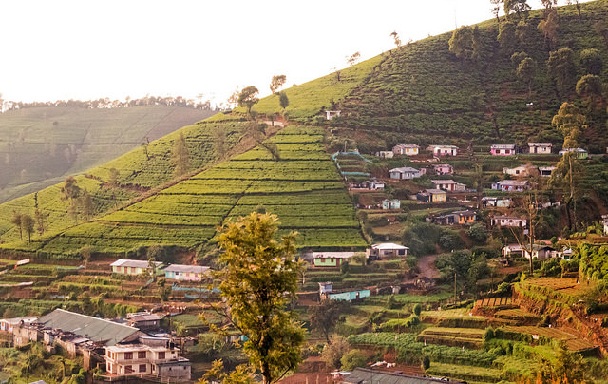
[392,144,420,156]
[325,110,341,120]
[603,215,608,236]
[491,216,527,227]
[491,180,529,192]
[366,243,409,260]
[430,144,459,157]
[0,317,37,333]
[389,167,424,180]
[502,244,525,258]
[105,336,191,380]
[110,259,163,276]
[430,179,466,192]
[528,143,553,154]
[482,197,512,207]
[490,144,516,156]
[382,199,401,210]
[376,150,394,159]
[559,147,588,159]
[163,264,210,281]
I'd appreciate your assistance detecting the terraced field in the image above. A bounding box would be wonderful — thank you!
[31,126,366,256]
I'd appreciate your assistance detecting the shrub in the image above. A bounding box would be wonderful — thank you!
[340,349,368,371]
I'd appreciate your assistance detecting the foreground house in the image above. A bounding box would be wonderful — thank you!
[111,259,162,276]
[490,144,516,156]
[105,335,191,380]
[366,243,409,260]
[163,264,210,281]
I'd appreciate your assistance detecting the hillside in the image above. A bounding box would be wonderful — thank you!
[0,105,215,203]
[0,0,607,258]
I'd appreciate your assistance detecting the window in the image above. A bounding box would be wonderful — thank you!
[125,366,134,374]
[139,364,146,373]
[138,351,146,359]
[158,352,165,359]
[124,352,133,360]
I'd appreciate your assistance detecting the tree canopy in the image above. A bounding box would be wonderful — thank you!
[215,212,305,384]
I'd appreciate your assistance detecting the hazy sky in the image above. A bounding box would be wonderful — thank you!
[0,0,581,106]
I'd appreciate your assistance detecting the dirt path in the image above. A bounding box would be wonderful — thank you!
[417,254,441,279]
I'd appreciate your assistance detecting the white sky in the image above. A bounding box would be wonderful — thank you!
[0,0,580,106]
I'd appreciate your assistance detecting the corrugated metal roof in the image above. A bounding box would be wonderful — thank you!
[39,309,140,346]
[110,259,162,268]
[343,368,465,384]
[164,264,210,274]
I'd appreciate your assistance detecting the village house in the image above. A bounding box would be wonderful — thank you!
[429,144,459,157]
[110,259,163,277]
[491,180,529,192]
[0,316,37,333]
[392,143,420,156]
[382,199,401,210]
[312,252,355,268]
[163,264,210,281]
[389,166,424,180]
[104,335,191,380]
[430,179,466,192]
[559,147,589,159]
[431,210,476,225]
[524,245,559,260]
[349,179,385,190]
[325,110,341,120]
[490,216,527,227]
[453,210,477,224]
[126,313,164,331]
[375,150,394,159]
[416,189,447,203]
[481,197,512,207]
[538,166,557,177]
[490,144,516,156]
[528,142,553,154]
[503,165,532,177]
[502,243,525,258]
[431,163,454,175]
[366,243,409,260]
[603,215,608,236]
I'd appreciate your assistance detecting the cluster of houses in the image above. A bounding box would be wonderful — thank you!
[1,309,192,381]
[0,259,214,381]
[110,259,210,281]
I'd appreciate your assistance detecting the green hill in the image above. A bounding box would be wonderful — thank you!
[0,0,608,258]
[0,105,214,203]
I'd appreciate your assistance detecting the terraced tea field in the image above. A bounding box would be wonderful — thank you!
[28,126,366,256]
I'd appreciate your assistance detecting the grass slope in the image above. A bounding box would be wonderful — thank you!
[0,105,214,203]
[334,1,608,153]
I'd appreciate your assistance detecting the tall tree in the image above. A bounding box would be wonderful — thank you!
[172,132,190,177]
[34,208,48,235]
[20,214,35,243]
[546,47,577,100]
[346,51,361,66]
[579,48,603,75]
[498,21,517,56]
[490,0,502,23]
[576,74,604,114]
[237,86,260,116]
[517,57,537,98]
[538,8,559,49]
[10,211,23,240]
[504,0,531,21]
[309,298,347,344]
[269,75,286,95]
[214,212,305,384]
[79,190,94,221]
[278,91,289,116]
[448,26,474,60]
[390,31,402,48]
